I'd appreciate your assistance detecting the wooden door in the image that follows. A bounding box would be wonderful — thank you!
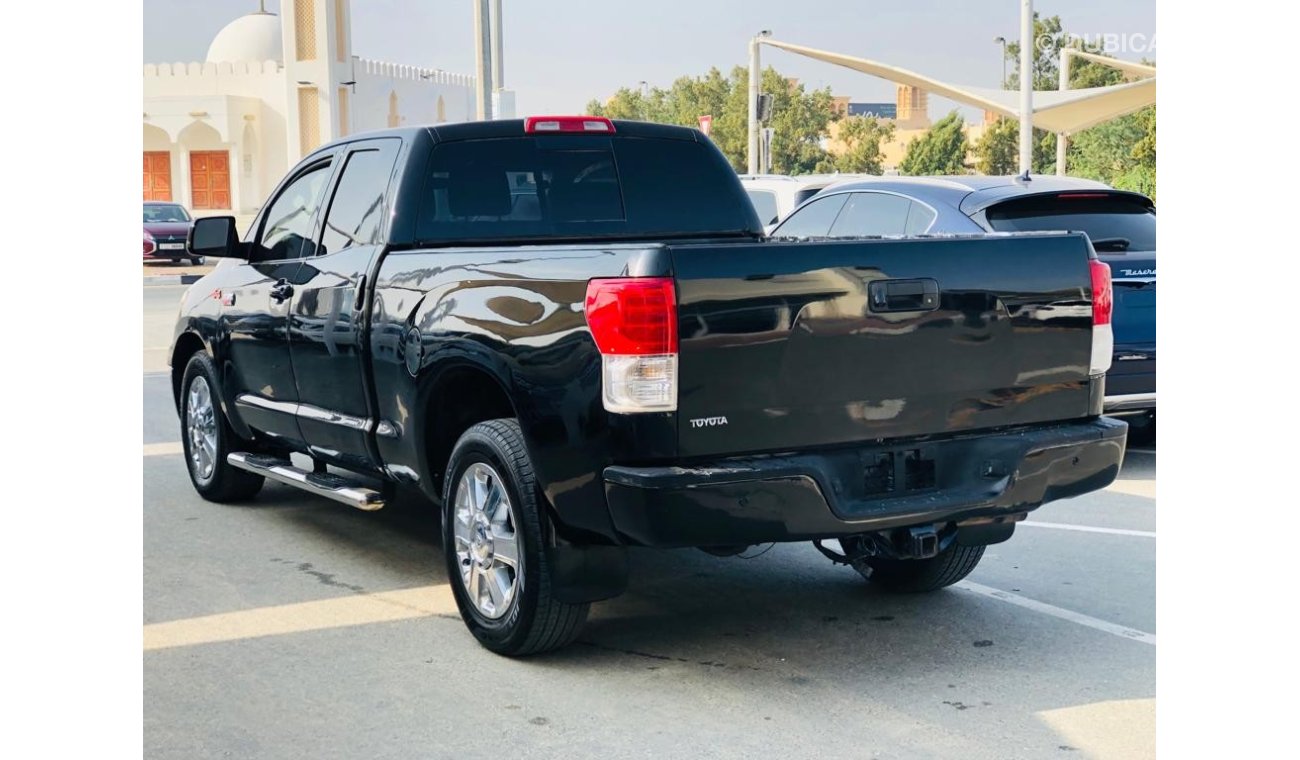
[189,151,231,210]
[143,152,172,201]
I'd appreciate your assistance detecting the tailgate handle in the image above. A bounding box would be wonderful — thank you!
[869,278,940,313]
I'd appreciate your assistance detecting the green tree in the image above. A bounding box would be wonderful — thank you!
[1004,13,1126,92]
[586,65,839,174]
[899,112,969,175]
[1000,13,1154,182]
[1067,105,1156,199]
[973,117,1018,175]
[825,115,894,174]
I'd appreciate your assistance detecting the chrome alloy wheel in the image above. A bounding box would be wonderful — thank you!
[186,375,219,482]
[453,462,521,620]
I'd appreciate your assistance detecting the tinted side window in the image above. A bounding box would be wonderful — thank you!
[257,162,332,261]
[904,202,937,234]
[772,194,849,238]
[320,146,399,255]
[828,192,912,236]
[746,190,779,225]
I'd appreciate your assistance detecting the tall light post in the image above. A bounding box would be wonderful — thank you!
[1056,47,1071,175]
[994,36,1007,87]
[473,0,493,120]
[747,30,771,174]
[1018,0,1034,175]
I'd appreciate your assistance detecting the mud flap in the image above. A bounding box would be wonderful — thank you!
[549,543,629,603]
[956,521,1017,547]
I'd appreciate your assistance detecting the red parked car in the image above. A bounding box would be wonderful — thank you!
[143,201,205,265]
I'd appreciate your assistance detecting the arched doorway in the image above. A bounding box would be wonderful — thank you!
[178,121,230,211]
[143,124,173,201]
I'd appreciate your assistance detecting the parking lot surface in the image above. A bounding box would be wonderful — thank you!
[144,284,1155,759]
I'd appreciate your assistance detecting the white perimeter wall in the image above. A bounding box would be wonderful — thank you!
[351,58,475,133]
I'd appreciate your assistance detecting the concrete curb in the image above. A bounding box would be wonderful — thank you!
[144,274,206,287]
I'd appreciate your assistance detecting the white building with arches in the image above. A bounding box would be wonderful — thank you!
[143,1,503,221]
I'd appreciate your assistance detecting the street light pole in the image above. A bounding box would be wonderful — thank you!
[1056,47,1071,175]
[473,0,493,120]
[995,36,1007,87]
[1018,0,1033,175]
[747,35,762,174]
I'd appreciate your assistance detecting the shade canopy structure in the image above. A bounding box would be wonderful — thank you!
[1067,49,1156,80]
[760,38,1155,136]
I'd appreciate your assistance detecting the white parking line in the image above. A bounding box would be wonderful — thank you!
[1020,521,1156,538]
[1108,479,1155,499]
[145,442,184,457]
[957,581,1156,646]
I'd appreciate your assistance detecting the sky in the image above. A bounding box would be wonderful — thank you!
[143,0,1155,119]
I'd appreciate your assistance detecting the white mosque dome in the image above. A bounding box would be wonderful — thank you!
[205,12,282,64]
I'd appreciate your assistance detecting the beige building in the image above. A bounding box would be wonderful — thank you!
[142,0,508,223]
[826,85,999,172]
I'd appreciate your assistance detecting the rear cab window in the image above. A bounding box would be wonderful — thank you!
[985,193,1156,252]
[416,132,761,243]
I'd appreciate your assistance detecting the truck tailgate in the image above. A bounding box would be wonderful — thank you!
[671,234,1097,458]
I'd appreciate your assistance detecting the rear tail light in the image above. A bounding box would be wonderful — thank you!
[143,231,156,255]
[584,277,677,413]
[525,116,616,134]
[1089,259,1113,375]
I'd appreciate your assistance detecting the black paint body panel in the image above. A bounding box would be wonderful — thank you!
[672,234,1098,458]
[603,417,1126,547]
[171,122,1117,553]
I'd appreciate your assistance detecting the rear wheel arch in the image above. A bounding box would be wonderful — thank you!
[419,361,521,500]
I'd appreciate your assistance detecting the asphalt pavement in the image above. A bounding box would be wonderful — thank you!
[144,284,1155,760]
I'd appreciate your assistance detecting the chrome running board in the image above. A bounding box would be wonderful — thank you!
[227,452,385,511]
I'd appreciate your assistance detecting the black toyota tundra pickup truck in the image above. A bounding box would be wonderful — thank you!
[172,116,1126,656]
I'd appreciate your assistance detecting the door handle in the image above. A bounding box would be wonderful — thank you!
[270,279,294,303]
[868,278,940,313]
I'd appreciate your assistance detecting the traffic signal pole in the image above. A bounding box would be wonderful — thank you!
[748,36,761,174]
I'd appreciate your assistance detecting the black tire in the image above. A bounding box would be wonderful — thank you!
[1127,413,1156,447]
[442,419,589,656]
[848,542,985,593]
[180,352,264,502]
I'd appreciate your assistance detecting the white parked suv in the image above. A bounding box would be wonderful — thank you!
[738,174,861,232]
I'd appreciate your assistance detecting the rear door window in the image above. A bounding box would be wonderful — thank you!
[985,194,1156,251]
[771,194,849,238]
[904,202,937,234]
[319,141,399,256]
[828,192,912,236]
